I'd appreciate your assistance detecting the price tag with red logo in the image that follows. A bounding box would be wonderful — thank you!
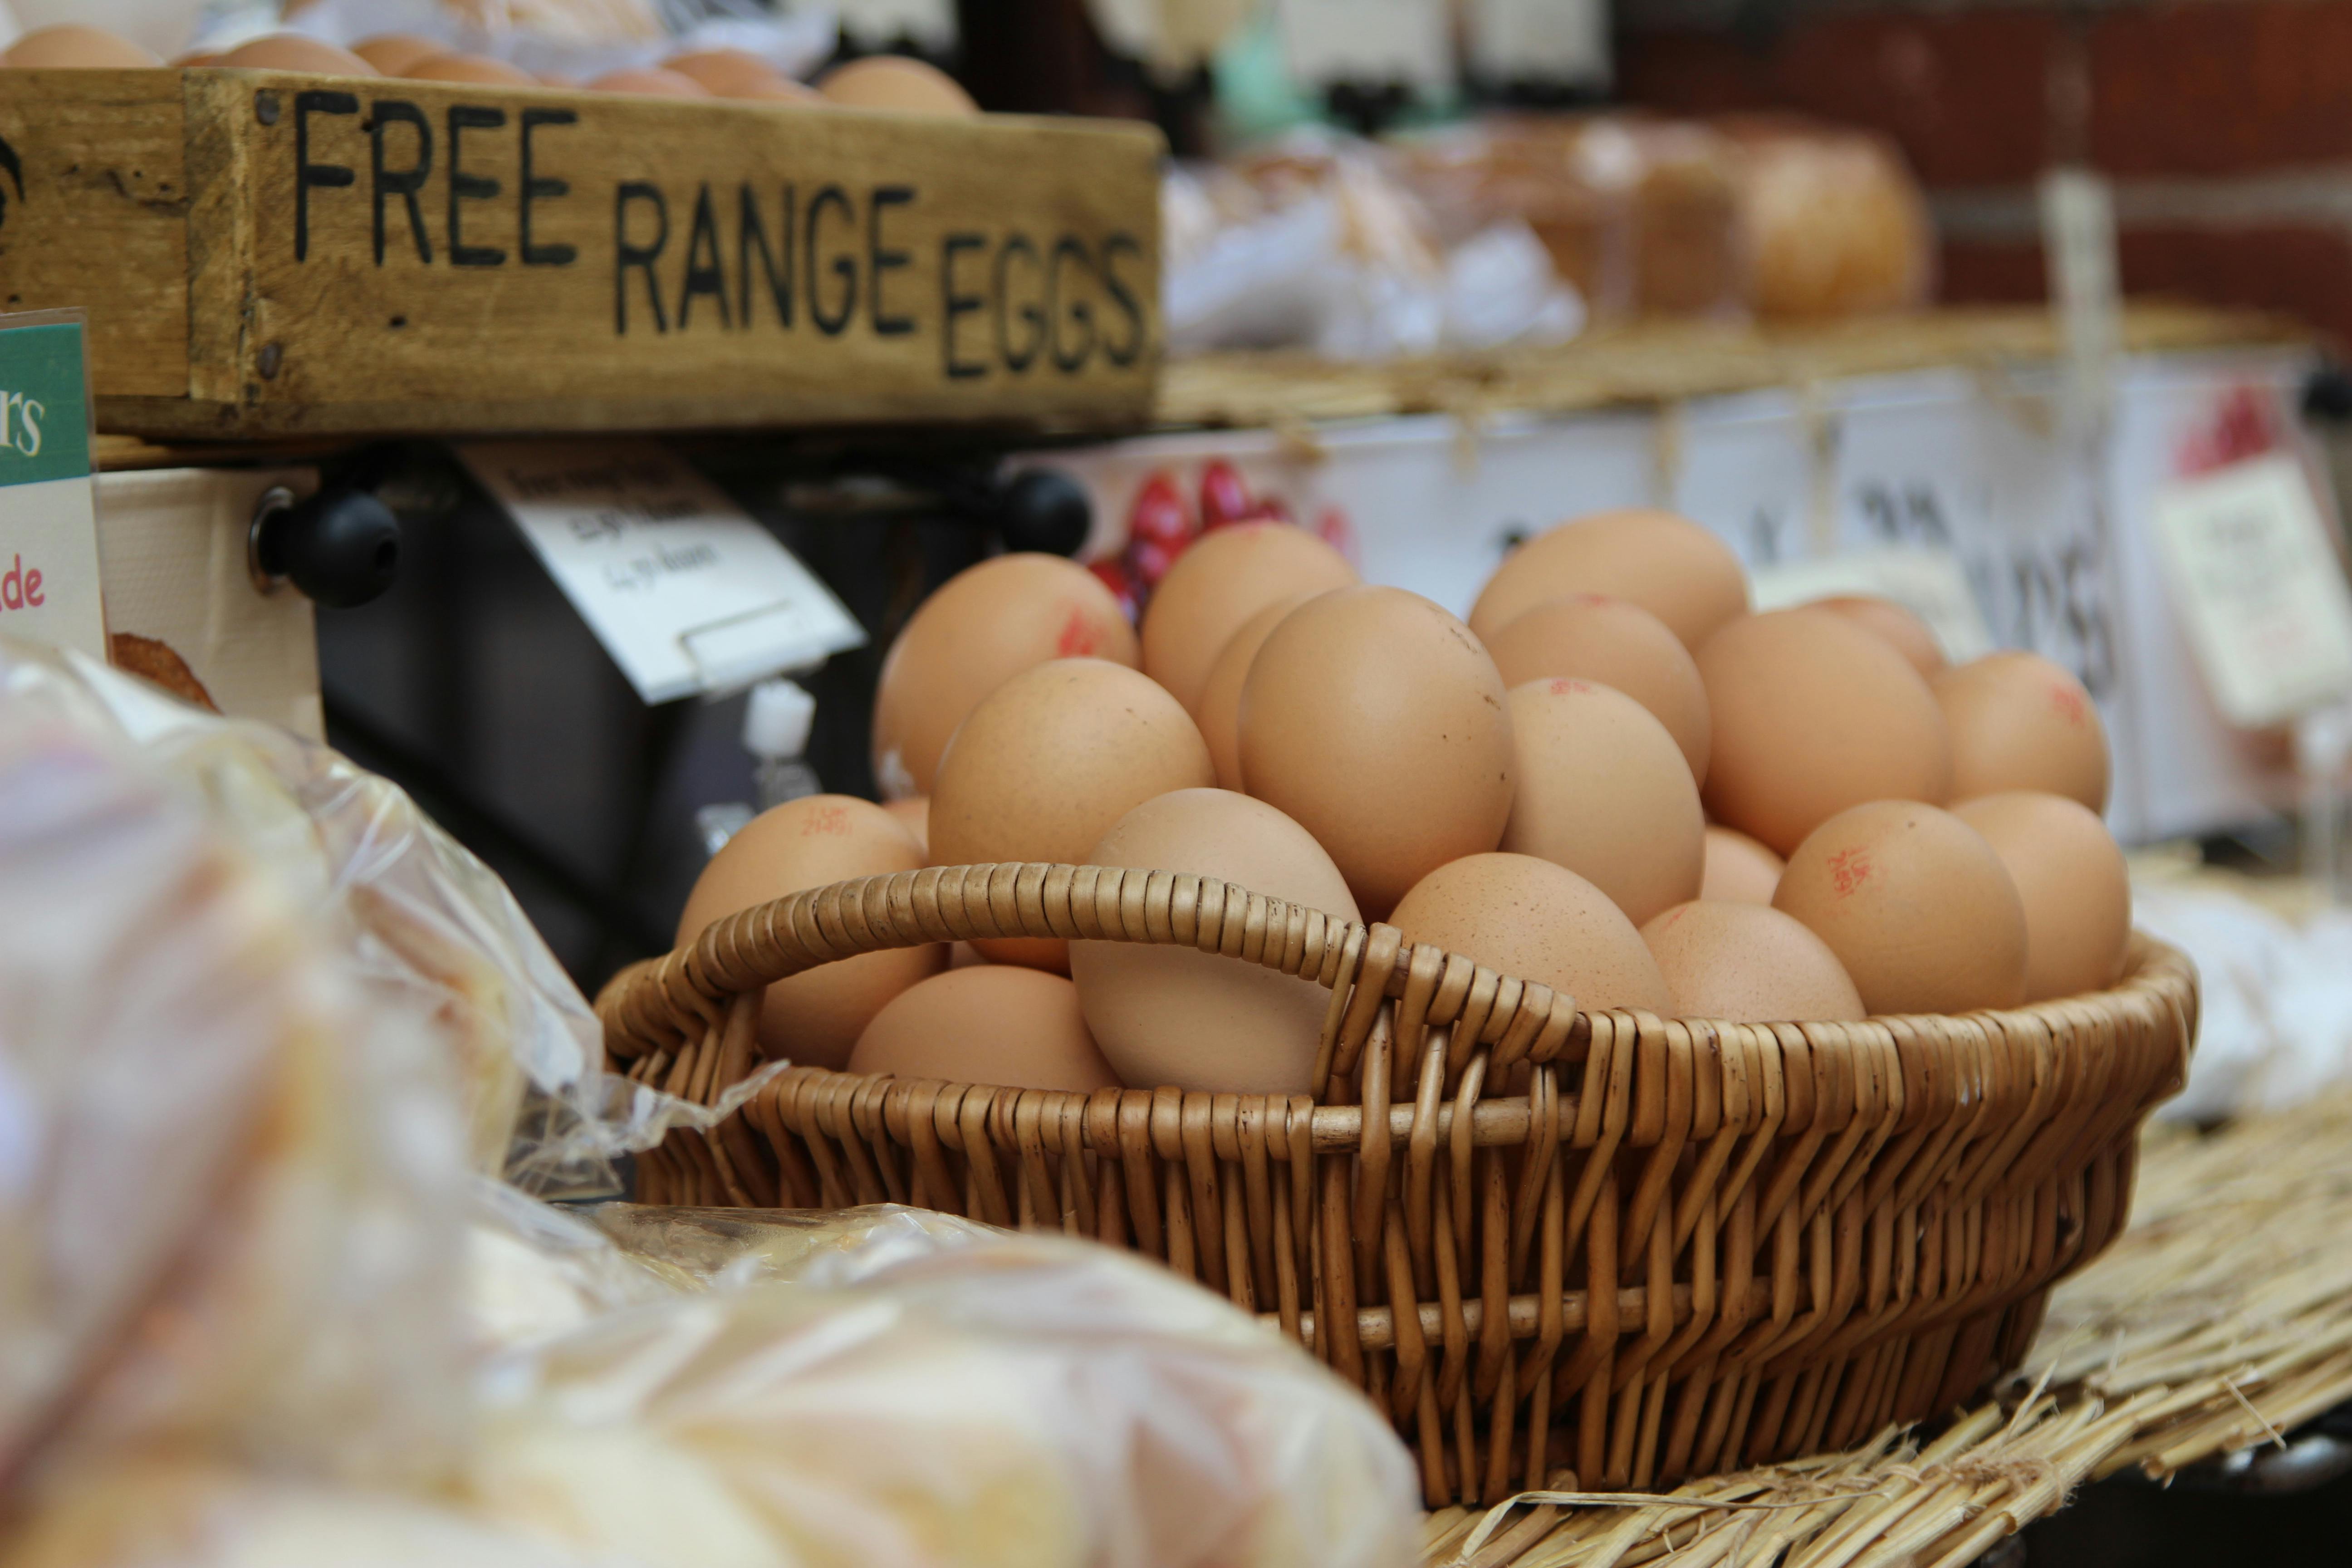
[461,440,864,704]
[0,310,106,662]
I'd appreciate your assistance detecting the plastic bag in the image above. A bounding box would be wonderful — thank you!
[0,674,470,1495]
[465,1205,1419,1568]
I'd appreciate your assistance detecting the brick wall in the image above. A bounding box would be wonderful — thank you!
[1618,0,2352,343]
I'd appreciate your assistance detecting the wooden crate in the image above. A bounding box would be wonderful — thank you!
[0,69,1162,438]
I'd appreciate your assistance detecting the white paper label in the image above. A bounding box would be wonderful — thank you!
[1466,0,1609,83]
[1277,0,1452,90]
[1751,545,1997,665]
[2152,451,2352,728]
[461,441,864,705]
[0,316,106,662]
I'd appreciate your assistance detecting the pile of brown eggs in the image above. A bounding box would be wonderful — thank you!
[0,23,978,112]
[687,510,2131,1101]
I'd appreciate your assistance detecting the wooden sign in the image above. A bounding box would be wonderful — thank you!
[0,70,1163,439]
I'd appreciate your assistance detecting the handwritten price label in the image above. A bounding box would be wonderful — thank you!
[462,440,863,703]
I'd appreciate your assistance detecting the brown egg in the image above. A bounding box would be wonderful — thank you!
[6,25,160,67]
[676,794,941,1070]
[930,659,1215,969]
[1142,523,1358,714]
[1071,789,1361,1093]
[1955,792,2131,1001]
[1240,587,1514,919]
[1774,800,2027,1014]
[1485,595,1711,783]
[588,67,710,96]
[848,967,1118,1092]
[882,796,929,856]
[1470,509,1750,651]
[1196,595,1310,791]
[173,50,225,67]
[1936,651,2110,812]
[1698,608,1954,855]
[872,554,1140,799]
[724,76,825,102]
[405,54,536,86]
[218,35,377,74]
[818,54,978,116]
[1501,678,1703,926]
[1701,826,1784,904]
[351,33,444,75]
[1641,901,1865,1023]
[664,47,793,97]
[1390,853,1671,1014]
[1814,595,1946,678]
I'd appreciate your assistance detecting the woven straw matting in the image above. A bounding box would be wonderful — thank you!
[1424,1091,2352,1568]
[598,863,2194,1508]
[1154,304,2302,431]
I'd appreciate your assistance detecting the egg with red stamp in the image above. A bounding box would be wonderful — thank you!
[1935,652,2110,811]
[1773,800,2026,1015]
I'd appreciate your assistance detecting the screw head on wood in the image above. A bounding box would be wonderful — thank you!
[256,342,283,380]
[254,91,279,125]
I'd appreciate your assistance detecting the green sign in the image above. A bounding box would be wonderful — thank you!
[0,320,92,488]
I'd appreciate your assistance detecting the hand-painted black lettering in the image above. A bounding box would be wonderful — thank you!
[941,232,986,380]
[1101,231,1145,368]
[519,108,577,266]
[868,185,914,337]
[614,181,669,334]
[993,234,1042,372]
[737,182,792,328]
[678,183,729,330]
[294,89,358,262]
[368,99,431,265]
[1048,236,1094,372]
[807,185,855,335]
[446,105,506,267]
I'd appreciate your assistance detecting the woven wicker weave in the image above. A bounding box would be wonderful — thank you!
[597,862,2195,1507]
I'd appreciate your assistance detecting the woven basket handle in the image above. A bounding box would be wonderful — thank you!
[596,861,1586,1082]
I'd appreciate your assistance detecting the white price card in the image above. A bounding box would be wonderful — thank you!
[461,441,864,705]
[0,311,106,663]
[2152,451,2352,729]
[1466,0,1609,84]
[1751,545,1997,665]
[1277,0,1452,91]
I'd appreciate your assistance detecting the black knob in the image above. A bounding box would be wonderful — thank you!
[254,487,401,608]
[993,467,1092,558]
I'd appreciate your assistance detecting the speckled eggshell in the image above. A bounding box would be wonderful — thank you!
[676,794,940,1069]
[818,55,979,115]
[1955,791,2131,1001]
[848,966,1119,1092]
[1142,524,1357,714]
[1640,901,1864,1023]
[1486,595,1712,783]
[1239,587,1514,919]
[1501,677,1704,925]
[1071,789,1361,1093]
[1774,800,2027,1014]
[930,658,1215,969]
[872,554,1140,798]
[1814,596,1947,678]
[1389,853,1671,1014]
[1936,652,2111,812]
[1698,608,1954,855]
[1700,826,1784,905]
[1196,594,1312,791]
[1469,509,1750,651]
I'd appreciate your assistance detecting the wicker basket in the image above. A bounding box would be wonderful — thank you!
[597,862,2195,1507]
